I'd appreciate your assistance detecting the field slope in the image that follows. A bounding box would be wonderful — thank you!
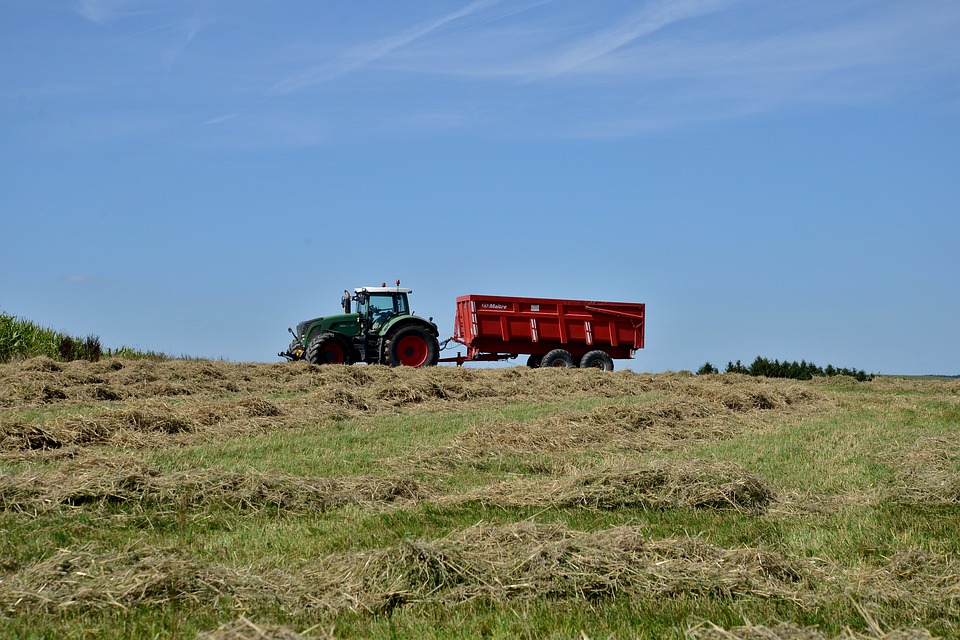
[1,358,958,639]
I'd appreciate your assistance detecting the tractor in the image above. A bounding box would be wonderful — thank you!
[280,283,440,367]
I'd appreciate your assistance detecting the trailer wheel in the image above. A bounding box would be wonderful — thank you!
[526,354,543,368]
[306,333,352,365]
[540,349,575,368]
[388,326,439,368]
[580,350,614,371]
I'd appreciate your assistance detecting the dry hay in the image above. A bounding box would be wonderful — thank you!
[0,455,426,515]
[882,434,960,506]
[690,374,825,413]
[0,543,274,614]
[0,358,237,406]
[443,460,774,513]
[552,396,739,447]
[402,379,825,471]
[858,376,960,396]
[0,357,740,412]
[0,522,819,617]
[300,521,821,613]
[0,415,113,452]
[0,362,831,468]
[404,398,734,470]
[197,617,329,640]
[685,621,936,640]
[885,472,960,506]
[0,397,288,455]
[849,548,960,621]
[3,521,953,627]
[767,490,878,518]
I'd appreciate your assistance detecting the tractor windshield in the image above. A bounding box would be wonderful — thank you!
[366,293,408,324]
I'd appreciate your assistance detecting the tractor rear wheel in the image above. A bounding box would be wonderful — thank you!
[540,349,575,368]
[580,350,614,371]
[387,326,439,368]
[306,332,352,365]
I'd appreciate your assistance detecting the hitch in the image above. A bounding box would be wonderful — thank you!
[280,327,305,361]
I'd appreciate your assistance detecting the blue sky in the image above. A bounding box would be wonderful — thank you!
[2,0,958,374]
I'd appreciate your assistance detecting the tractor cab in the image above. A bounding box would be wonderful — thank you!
[354,286,411,332]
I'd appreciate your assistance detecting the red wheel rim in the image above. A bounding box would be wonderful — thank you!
[320,343,345,364]
[395,335,428,367]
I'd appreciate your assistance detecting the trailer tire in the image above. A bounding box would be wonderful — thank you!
[526,354,543,368]
[387,325,439,368]
[306,333,352,365]
[540,349,575,368]
[580,350,615,371]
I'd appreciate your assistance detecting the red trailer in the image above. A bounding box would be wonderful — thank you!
[439,294,645,370]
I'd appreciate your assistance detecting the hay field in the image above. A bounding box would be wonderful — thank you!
[1,358,958,639]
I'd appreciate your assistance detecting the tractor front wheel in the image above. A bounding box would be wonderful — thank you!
[306,333,352,365]
[387,326,439,368]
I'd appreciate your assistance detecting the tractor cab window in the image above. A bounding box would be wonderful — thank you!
[357,293,410,325]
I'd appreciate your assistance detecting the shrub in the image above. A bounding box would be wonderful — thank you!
[696,362,719,375]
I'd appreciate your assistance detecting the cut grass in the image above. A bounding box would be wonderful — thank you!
[0,362,958,639]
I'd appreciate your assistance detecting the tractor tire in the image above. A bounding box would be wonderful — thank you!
[305,332,352,365]
[526,354,543,368]
[540,349,575,368]
[580,350,615,371]
[387,325,439,368]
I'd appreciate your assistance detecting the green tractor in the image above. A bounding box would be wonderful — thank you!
[280,284,440,367]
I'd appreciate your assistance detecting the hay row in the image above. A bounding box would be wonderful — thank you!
[0,357,824,413]
[0,456,771,516]
[0,397,288,454]
[1,367,827,460]
[442,460,775,512]
[881,434,960,506]
[302,521,822,613]
[685,621,937,640]
[850,548,960,618]
[0,357,641,407]
[447,398,745,458]
[0,456,426,515]
[399,383,824,474]
[191,619,939,640]
[3,522,956,625]
[197,617,328,640]
[0,543,274,614]
[0,522,822,616]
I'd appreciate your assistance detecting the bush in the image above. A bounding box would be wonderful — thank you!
[696,362,719,375]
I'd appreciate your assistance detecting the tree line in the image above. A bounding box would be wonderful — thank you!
[697,356,874,382]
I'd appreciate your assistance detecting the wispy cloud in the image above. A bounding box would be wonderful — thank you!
[536,0,738,77]
[201,113,239,127]
[46,0,960,147]
[161,19,201,70]
[273,0,504,93]
[75,0,153,25]
[362,0,960,138]
[65,274,111,285]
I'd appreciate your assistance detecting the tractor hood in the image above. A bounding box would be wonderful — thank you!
[297,313,361,339]
[295,317,324,339]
